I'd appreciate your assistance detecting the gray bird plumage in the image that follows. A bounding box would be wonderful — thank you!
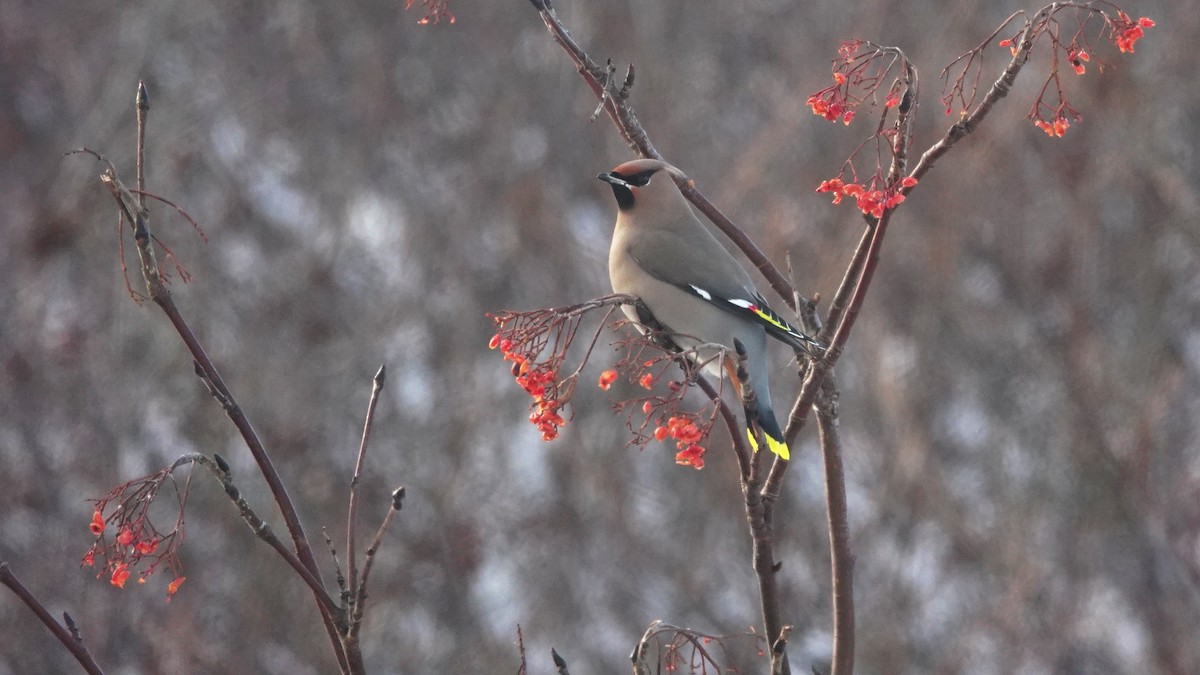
[598,158,809,459]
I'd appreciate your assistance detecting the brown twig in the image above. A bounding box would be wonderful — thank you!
[0,563,106,675]
[93,89,351,672]
[909,5,1042,182]
[767,46,918,499]
[694,375,751,479]
[347,365,386,601]
[794,295,857,675]
[194,454,341,616]
[732,340,790,674]
[349,487,405,639]
[517,624,528,675]
[322,528,350,606]
[135,81,147,209]
[816,386,854,675]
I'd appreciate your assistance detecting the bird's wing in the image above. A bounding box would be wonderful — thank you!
[626,229,823,354]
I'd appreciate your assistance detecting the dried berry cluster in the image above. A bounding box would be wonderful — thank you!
[491,303,721,468]
[82,465,188,599]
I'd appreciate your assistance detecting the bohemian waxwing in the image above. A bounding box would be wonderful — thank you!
[598,158,821,460]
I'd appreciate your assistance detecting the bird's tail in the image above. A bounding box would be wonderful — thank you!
[745,406,790,460]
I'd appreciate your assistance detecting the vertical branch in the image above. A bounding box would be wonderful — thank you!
[769,47,918,498]
[816,387,854,675]
[135,80,148,209]
[768,206,895,498]
[347,366,387,599]
[733,341,790,674]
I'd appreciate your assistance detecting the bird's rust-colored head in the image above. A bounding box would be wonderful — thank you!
[597,159,687,212]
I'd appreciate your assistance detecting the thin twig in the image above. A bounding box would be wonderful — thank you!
[323,528,350,607]
[767,47,918,498]
[0,563,106,675]
[95,101,350,670]
[190,453,341,616]
[349,486,405,638]
[694,375,751,479]
[909,6,1042,181]
[347,365,387,598]
[135,81,147,209]
[516,624,528,675]
[590,59,616,122]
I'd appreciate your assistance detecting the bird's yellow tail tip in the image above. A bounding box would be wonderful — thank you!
[746,429,790,461]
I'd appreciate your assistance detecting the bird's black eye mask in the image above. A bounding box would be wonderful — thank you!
[599,169,657,210]
[623,170,655,187]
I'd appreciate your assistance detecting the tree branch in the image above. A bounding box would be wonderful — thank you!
[816,387,854,675]
[347,365,387,602]
[93,87,351,672]
[0,563,106,675]
[189,454,342,617]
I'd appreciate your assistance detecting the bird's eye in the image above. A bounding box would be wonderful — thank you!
[627,170,655,187]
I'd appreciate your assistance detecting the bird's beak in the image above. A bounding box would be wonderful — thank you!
[597,172,633,189]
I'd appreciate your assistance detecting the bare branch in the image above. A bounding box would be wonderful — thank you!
[195,454,342,618]
[816,389,854,675]
[322,528,350,608]
[135,81,147,209]
[516,624,528,675]
[0,563,106,675]
[349,486,405,639]
[87,88,350,670]
[347,365,387,599]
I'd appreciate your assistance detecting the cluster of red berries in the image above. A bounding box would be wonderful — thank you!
[806,72,860,126]
[599,364,658,391]
[808,96,853,126]
[1033,115,1073,138]
[1067,48,1091,75]
[599,367,711,469]
[84,508,185,597]
[997,11,1153,137]
[816,176,918,219]
[807,56,905,129]
[407,0,455,25]
[1112,13,1154,53]
[491,333,567,441]
[658,416,707,470]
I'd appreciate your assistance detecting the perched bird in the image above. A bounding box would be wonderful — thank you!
[598,158,821,460]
